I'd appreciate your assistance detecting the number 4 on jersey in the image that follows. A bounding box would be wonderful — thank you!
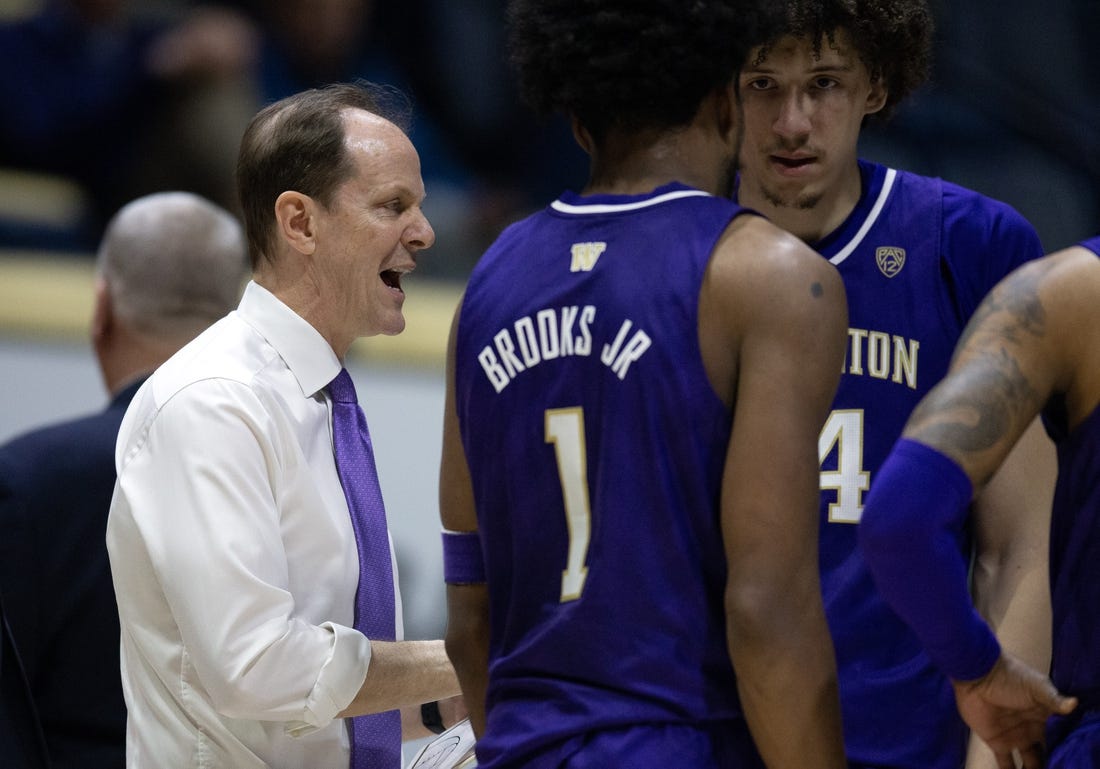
[818,409,870,524]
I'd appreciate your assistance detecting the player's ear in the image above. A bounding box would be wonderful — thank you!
[570,116,594,156]
[866,77,888,116]
[716,81,737,140]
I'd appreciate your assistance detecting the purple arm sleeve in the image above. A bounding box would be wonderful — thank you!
[442,530,486,585]
[859,439,1002,681]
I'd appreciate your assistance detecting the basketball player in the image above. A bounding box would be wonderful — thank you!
[439,1,848,767]
[734,3,1052,767]
[861,236,1100,768]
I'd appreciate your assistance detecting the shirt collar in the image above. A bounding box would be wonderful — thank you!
[237,281,342,399]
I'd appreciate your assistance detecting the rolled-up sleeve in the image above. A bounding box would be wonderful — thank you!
[286,621,370,736]
[112,376,370,729]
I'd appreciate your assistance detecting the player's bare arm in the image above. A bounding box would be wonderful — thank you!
[701,215,848,768]
[906,260,1059,769]
[439,301,491,736]
[959,263,1059,769]
[897,250,1099,768]
[904,258,1060,487]
[965,418,1054,769]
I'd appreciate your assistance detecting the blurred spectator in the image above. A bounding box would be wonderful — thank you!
[0,1,1091,274]
[0,0,258,250]
[0,191,249,769]
[248,0,464,183]
[379,0,586,241]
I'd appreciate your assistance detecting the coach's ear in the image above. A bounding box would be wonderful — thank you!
[274,190,318,256]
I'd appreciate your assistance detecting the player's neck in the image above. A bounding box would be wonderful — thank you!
[585,125,734,197]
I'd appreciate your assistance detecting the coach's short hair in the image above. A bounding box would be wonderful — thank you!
[236,81,412,269]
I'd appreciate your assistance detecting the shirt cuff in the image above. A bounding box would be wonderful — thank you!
[285,622,370,737]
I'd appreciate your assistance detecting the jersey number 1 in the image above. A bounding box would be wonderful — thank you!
[545,407,592,601]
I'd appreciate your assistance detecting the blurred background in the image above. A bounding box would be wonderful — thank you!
[1,0,1097,642]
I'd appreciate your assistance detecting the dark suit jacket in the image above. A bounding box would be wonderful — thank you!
[0,593,49,769]
[0,378,146,769]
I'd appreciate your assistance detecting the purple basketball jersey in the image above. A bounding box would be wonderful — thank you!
[788,160,1044,768]
[454,183,761,768]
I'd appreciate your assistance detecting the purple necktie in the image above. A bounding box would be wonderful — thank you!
[328,368,401,769]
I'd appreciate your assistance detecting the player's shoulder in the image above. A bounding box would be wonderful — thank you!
[932,178,1038,249]
[1038,241,1100,298]
[1017,243,1100,401]
[1077,236,1100,259]
[714,213,842,293]
[886,164,1033,236]
[979,243,1100,372]
[898,174,1043,284]
[704,214,846,351]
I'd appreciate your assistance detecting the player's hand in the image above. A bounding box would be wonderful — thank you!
[952,653,1077,769]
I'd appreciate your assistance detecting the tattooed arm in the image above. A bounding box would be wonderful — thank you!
[908,242,1100,476]
[861,249,1100,768]
[902,255,1059,486]
[914,260,1058,769]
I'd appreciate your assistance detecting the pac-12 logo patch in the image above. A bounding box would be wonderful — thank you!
[876,246,906,278]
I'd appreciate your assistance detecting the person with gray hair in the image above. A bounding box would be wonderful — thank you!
[92,192,249,395]
[0,191,249,769]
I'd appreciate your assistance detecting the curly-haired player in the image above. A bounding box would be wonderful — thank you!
[734,2,1053,768]
[440,1,848,767]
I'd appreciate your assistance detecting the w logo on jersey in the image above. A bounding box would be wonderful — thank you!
[570,242,606,272]
[876,246,906,278]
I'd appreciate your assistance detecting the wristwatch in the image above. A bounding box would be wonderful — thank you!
[421,700,445,734]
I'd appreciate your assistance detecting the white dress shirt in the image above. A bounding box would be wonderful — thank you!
[107,281,403,768]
